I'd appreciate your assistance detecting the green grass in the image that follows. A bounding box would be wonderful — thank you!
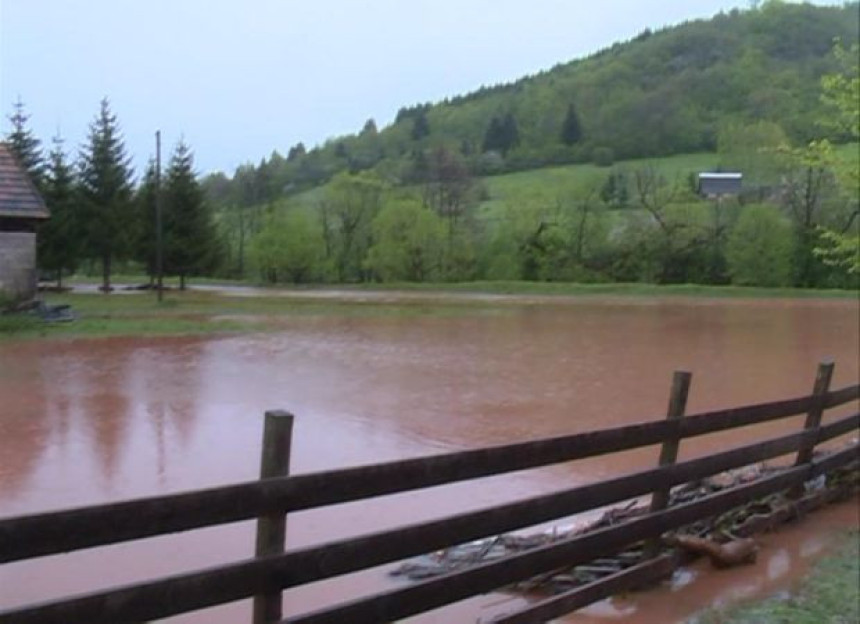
[58,278,860,300]
[481,152,719,209]
[2,280,853,340]
[353,280,858,299]
[690,531,860,624]
[0,290,504,340]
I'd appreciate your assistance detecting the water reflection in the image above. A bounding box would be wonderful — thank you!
[0,338,206,512]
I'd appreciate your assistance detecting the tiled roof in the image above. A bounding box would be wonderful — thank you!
[0,143,49,219]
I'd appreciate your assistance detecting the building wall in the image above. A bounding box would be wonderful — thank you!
[0,231,37,301]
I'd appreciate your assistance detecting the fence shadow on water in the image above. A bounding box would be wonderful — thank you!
[0,361,858,624]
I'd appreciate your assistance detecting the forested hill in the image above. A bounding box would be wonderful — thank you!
[204,1,858,203]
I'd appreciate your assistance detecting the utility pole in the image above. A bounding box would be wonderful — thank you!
[155,131,164,302]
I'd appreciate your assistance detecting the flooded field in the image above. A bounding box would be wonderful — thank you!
[0,294,858,622]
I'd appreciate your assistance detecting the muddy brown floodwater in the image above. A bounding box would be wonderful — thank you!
[0,294,858,623]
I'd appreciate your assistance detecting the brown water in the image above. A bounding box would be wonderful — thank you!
[0,295,858,623]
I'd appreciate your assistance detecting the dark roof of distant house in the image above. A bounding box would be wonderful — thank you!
[0,143,49,219]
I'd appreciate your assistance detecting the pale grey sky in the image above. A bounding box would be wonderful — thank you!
[0,1,841,175]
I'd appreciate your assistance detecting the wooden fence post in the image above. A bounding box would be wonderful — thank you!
[253,410,294,624]
[789,361,834,496]
[644,370,692,558]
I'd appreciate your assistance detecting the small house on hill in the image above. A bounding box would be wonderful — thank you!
[0,143,49,302]
[698,172,742,198]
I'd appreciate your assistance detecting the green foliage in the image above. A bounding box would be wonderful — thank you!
[560,103,583,146]
[162,141,220,288]
[4,98,44,187]
[320,171,387,281]
[820,42,859,140]
[716,120,788,187]
[814,227,859,276]
[77,98,135,291]
[365,198,445,281]
[133,160,158,279]
[777,140,851,286]
[726,204,793,286]
[812,42,860,281]
[37,136,81,286]
[482,113,520,156]
[592,146,614,167]
[410,109,430,141]
[250,210,325,283]
[600,169,629,207]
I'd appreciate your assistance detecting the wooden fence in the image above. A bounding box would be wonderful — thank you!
[0,361,858,624]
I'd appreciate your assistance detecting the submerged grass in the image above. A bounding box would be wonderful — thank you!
[1,280,855,340]
[690,531,860,624]
[356,280,859,299]
[65,277,859,300]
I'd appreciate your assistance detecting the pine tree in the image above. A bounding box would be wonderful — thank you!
[560,103,583,145]
[361,118,378,136]
[483,114,520,155]
[5,98,44,188]
[482,117,504,153]
[78,99,135,292]
[411,109,430,140]
[163,140,219,289]
[38,136,81,287]
[501,113,520,154]
[287,142,306,161]
[133,160,159,282]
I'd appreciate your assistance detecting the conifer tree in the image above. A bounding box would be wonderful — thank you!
[411,109,430,140]
[483,114,520,155]
[77,98,135,292]
[5,98,44,188]
[560,103,583,145]
[38,136,81,287]
[163,140,219,289]
[501,113,520,154]
[287,142,306,161]
[482,117,504,153]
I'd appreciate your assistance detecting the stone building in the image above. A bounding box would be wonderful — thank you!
[0,143,49,301]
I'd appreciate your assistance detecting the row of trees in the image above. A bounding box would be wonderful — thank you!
[226,32,858,290]
[243,143,856,290]
[5,99,219,291]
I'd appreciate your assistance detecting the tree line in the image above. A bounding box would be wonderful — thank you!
[205,34,855,291]
[5,98,220,292]
[235,39,858,290]
[5,10,856,293]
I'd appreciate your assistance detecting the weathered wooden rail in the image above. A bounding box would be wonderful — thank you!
[0,361,857,624]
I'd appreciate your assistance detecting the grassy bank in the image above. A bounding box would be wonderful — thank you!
[62,277,858,300]
[2,281,855,340]
[690,531,859,624]
[355,280,858,299]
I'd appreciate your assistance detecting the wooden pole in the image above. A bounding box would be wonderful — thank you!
[790,361,834,496]
[253,410,294,624]
[644,370,691,557]
[155,130,164,303]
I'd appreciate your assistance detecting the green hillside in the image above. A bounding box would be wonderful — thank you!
[203,1,858,203]
[201,2,858,292]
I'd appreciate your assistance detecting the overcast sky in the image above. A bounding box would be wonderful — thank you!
[0,0,840,176]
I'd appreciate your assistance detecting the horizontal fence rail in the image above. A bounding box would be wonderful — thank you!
[1,384,856,565]
[0,370,857,624]
[3,411,857,624]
